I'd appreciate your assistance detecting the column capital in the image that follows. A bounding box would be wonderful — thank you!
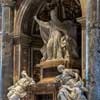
[89,22,100,29]
[0,0,16,7]
[77,17,86,29]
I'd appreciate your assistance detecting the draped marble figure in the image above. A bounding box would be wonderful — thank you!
[56,65,88,100]
[7,71,35,100]
[34,4,79,61]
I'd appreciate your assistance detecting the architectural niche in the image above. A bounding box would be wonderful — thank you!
[11,0,88,100]
[1,0,94,100]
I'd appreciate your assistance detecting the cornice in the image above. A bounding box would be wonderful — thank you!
[77,17,86,29]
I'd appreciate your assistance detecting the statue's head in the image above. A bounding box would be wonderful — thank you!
[57,65,65,73]
[21,70,27,78]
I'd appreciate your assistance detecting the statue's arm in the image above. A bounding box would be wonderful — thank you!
[27,77,35,85]
[8,85,15,90]
[34,16,51,29]
[62,85,73,91]
[8,80,21,90]
[74,73,79,80]
[81,87,88,92]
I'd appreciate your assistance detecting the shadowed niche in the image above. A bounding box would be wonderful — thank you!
[21,0,82,37]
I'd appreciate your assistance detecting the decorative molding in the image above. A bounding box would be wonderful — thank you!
[0,0,16,7]
[14,0,32,35]
[13,33,43,48]
[13,33,32,45]
[89,22,100,29]
[77,17,86,29]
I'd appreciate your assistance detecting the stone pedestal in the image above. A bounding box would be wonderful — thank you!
[36,59,81,81]
[26,58,81,100]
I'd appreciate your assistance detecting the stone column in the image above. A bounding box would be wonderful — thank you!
[86,0,100,99]
[0,33,2,100]
[77,17,86,80]
[1,1,15,100]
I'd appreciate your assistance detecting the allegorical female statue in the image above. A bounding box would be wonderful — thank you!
[7,71,35,100]
[56,65,88,100]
